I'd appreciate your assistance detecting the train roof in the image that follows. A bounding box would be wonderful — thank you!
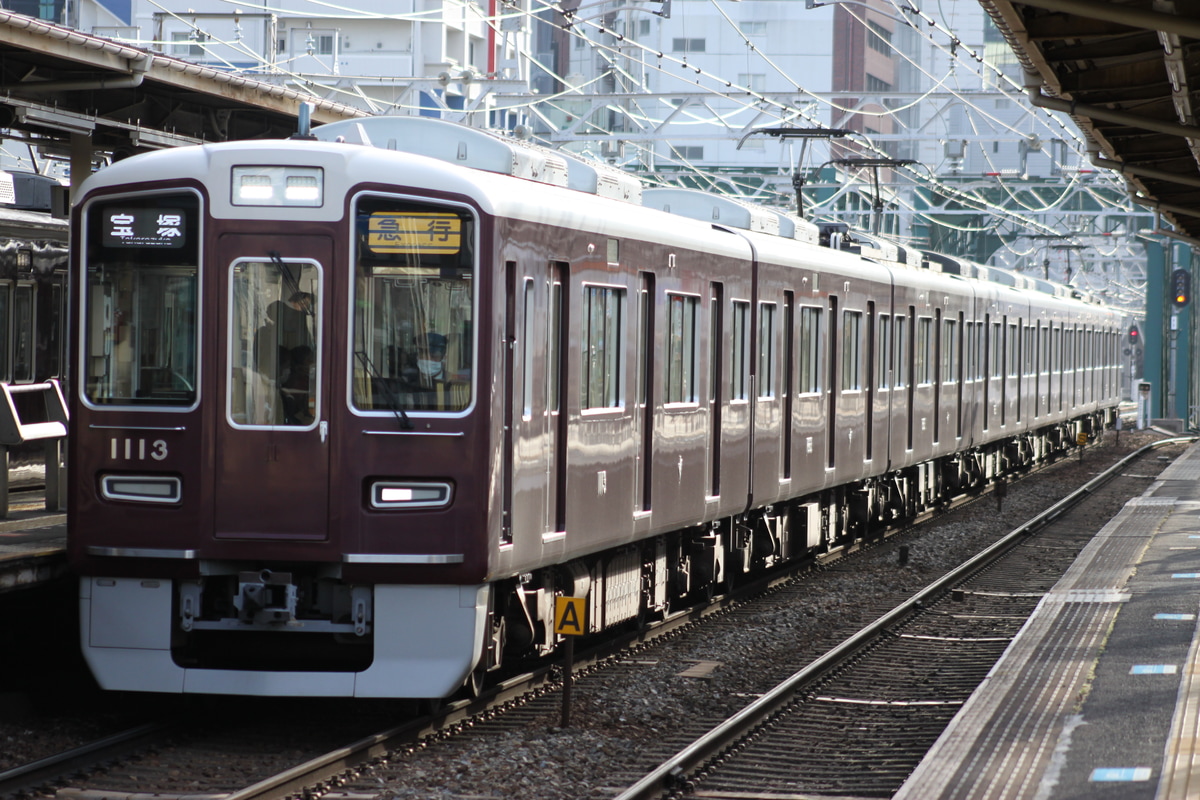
[313,116,644,204]
[641,187,820,245]
[307,117,1116,308]
[74,115,1116,314]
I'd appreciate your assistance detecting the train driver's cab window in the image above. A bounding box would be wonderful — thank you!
[351,196,475,414]
[229,258,321,427]
[82,194,200,408]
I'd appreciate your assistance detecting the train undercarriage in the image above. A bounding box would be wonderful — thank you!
[483,412,1113,690]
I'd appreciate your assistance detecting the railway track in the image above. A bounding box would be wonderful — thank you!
[1,433,1179,800]
[616,437,1190,800]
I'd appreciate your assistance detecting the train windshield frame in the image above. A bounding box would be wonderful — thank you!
[81,191,200,409]
[350,193,476,416]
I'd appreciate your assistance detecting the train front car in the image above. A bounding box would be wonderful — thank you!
[68,140,493,698]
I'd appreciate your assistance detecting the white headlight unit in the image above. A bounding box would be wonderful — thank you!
[232,166,324,207]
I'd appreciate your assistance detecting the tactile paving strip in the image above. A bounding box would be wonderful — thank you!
[1159,605,1200,800]
[1158,452,1200,482]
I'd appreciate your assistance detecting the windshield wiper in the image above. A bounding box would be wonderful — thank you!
[354,350,414,431]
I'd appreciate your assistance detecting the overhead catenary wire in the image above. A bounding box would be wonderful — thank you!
[111,0,1141,298]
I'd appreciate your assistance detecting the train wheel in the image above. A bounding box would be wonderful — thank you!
[464,663,487,698]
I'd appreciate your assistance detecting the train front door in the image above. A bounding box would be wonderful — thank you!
[214,236,331,540]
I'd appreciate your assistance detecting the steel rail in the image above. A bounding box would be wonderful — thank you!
[613,436,1195,800]
[0,722,169,799]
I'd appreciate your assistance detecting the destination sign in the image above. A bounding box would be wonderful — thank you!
[102,208,187,249]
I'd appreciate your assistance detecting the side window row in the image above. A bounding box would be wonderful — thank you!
[577,281,1120,412]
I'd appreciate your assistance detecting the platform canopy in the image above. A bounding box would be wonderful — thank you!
[0,10,365,157]
[985,0,1200,241]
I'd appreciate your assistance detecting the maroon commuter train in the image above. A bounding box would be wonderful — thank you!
[67,116,1121,697]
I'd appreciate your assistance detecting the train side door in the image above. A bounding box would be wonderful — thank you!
[214,236,331,540]
[504,261,565,548]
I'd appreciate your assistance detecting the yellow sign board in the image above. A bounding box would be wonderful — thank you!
[1077,432,1088,446]
[554,596,586,636]
[367,212,461,254]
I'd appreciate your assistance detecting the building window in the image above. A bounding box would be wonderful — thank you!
[865,74,892,93]
[867,21,892,53]
[670,145,705,161]
[292,29,335,56]
[171,31,208,57]
[738,73,767,91]
[672,37,706,52]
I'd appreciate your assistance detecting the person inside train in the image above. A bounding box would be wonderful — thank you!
[280,345,315,425]
[401,331,448,409]
[271,291,315,355]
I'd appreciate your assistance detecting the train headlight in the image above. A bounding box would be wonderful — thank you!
[231,166,324,207]
[369,481,453,510]
[100,474,182,504]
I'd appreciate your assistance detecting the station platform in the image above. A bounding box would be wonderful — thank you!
[896,439,1200,800]
[0,496,66,593]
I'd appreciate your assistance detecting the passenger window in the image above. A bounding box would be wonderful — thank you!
[582,284,625,410]
[798,306,822,394]
[759,302,776,398]
[841,310,862,391]
[942,319,957,384]
[877,313,890,390]
[731,300,750,401]
[666,293,699,404]
[916,317,932,385]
